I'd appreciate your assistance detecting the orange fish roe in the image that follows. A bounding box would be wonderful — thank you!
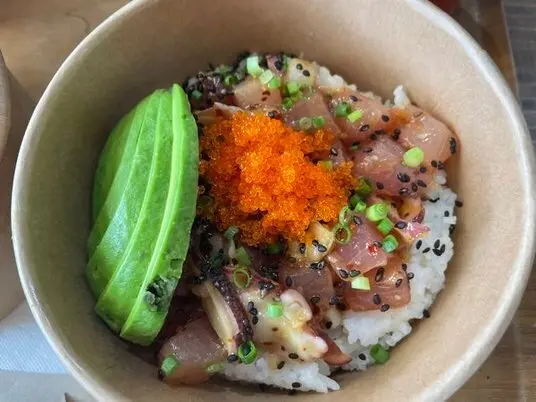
[200,112,356,245]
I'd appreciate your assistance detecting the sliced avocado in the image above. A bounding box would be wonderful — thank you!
[95,89,178,333]
[120,84,198,345]
[86,91,163,298]
[87,98,148,256]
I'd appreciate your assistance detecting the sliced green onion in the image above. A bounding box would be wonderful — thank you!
[259,69,275,85]
[354,200,367,213]
[267,302,284,318]
[370,344,390,364]
[335,102,351,117]
[356,178,372,197]
[232,267,251,289]
[318,160,333,170]
[215,64,233,75]
[347,109,363,123]
[366,203,389,222]
[350,144,359,152]
[224,226,240,240]
[160,355,180,377]
[349,194,361,210]
[286,81,300,95]
[235,246,252,266]
[338,205,351,225]
[191,90,202,100]
[290,91,303,102]
[351,276,371,290]
[282,97,294,111]
[224,74,238,87]
[299,117,312,131]
[332,223,352,245]
[246,55,264,77]
[238,341,257,364]
[267,76,281,89]
[266,242,282,255]
[382,234,399,253]
[205,362,225,373]
[312,116,325,128]
[377,218,394,235]
[403,147,425,168]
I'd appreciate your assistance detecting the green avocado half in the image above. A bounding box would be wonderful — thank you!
[86,84,198,345]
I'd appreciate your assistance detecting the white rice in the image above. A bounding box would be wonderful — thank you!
[221,78,458,393]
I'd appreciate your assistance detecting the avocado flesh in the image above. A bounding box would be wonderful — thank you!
[86,91,163,299]
[95,91,174,333]
[120,84,198,345]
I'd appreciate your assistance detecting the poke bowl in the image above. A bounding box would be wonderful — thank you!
[11,0,535,401]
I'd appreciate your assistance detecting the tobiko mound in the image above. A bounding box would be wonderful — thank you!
[86,52,461,393]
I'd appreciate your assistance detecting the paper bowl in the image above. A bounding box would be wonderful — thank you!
[0,51,9,163]
[11,0,536,400]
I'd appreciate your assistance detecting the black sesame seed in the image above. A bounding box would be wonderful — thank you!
[358,353,367,361]
[296,63,303,70]
[312,239,319,248]
[370,133,378,141]
[339,269,349,279]
[289,353,299,359]
[399,187,409,196]
[325,321,333,329]
[417,180,427,188]
[353,215,363,225]
[310,296,321,304]
[431,160,438,168]
[330,147,339,156]
[375,267,385,282]
[350,270,361,277]
[285,276,293,287]
[395,221,408,229]
[440,244,446,253]
[444,210,450,217]
[402,263,408,271]
[329,296,340,305]
[432,248,443,256]
[250,307,258,316]
[310,260,325,270]
[411,182,419,192]
[292,382,302,388]
[455,200,463,207]
[407,272,415,280]
[350,95,358,102]
[437,161,445,170]
[373,240,383,248]
[373,293,381,305]
[272,327,279,332]
[423,309,431,318]
[252,316,259,325]
[299,243,306,254]
[397,172,411,183]
[416,240,422,250]
[428,197,439,203]
[449,224,456,235]
[380,304,390,312]
[277,361,285,370]
[359,124,370,132]
[419,166,427,174]
[303,70,311,77]
[267,110,278,119]
[395,278,403,288]
[274,60,284,71]
[449,137,457,154]
[434,239,440,249]
[422,247,431,253]
[413,111,424,118]
[376,182,385,190]
[381,114,390,122]
[317,244,328,253]
[227,354,239,363]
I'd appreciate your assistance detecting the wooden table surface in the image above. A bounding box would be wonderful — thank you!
[1,0,535,400]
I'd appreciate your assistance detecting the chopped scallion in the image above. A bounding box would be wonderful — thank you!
[246,55,264,77]
[332,223,352,245]
[232,267,251,289]
[286,81,300,95]
[259,69,275,85]
[267,302,284,318]
[338,205,351,225]
[366,203,389,222]
[205,362,224,373]
[312,116,325,128]
[351,276,371,290]
[347,109,363,123]
[335,102,351,117]
[377,218,394,235]
[224,226,240,240]
[354,200,367,213]
[235,246,252,267]
[160,355,180,377]
[267,76,281,89]
[224,74,238,87]
[356,178,372,197]
[382,234,399,253]
[266,242,282,255]
[318,160,333,170]
[299,117,312,131]
[238,341,257,364]
[403,147,424,168]
[349,194,361,210]
[290,91,303,102]
[191,90,202,100]
[282,97,294,111]
[370,344,389,364]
